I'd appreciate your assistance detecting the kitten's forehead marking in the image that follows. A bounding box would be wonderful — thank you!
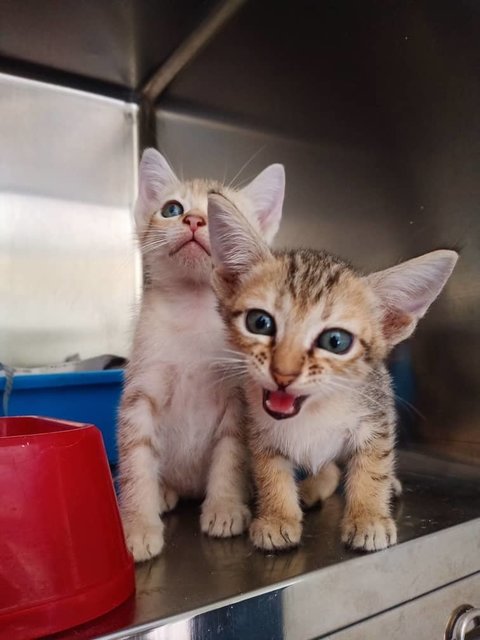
[281,250,348,312]
[236,250,375,351]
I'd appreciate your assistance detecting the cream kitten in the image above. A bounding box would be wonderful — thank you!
[207,193,458,553]
[118,149,285,562]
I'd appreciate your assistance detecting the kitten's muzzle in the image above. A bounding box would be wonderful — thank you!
[169,231,211,256]
[271,368,300,388]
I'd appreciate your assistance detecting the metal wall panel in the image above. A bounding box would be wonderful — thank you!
[0,74,140,365]
[155,104,479,460]
[0,0,219,90]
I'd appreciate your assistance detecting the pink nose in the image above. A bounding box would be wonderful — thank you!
[271,369,300,388]
[183,214,206,232]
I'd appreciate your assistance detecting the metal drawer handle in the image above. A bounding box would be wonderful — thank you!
[445,604,480,639]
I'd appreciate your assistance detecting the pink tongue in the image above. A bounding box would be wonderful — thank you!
[266,390,296,414]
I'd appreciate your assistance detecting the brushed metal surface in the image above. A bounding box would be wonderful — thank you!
[330,573,480,640]
[141,0,246,102]
[53,452,480,639]
[0,0,220,91]
[0,73,140,365]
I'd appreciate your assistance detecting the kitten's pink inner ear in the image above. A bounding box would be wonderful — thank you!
[368,249,458,346]
[381,308,415,344]
[139,148,178,204]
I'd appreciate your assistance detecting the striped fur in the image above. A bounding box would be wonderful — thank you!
[207,193,458,553]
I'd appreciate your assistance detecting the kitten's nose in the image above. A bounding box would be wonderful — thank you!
[271,369,300,388]
[183,213,206,232]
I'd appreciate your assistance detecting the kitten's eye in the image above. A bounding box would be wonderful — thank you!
[246,309,276,336]
[160,201,184,218]
[316,329,353,355]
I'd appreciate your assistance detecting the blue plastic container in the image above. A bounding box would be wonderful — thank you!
[0,370,124,464]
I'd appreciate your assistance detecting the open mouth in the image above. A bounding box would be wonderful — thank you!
[170,239,210,256]
[262,389,308,420]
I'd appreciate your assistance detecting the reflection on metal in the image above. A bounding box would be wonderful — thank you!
[57,452,480,640]
[330,576,480,640]
[0,0,222,91]
[452,607,480,640]
[141,0,247,103]
[0,73,140,365]
[122,620,191,640]
[154,108,402,266]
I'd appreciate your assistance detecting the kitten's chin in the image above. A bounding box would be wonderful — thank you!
[170,238,211,258]
[262,389,308,420]
[146,251,212,286]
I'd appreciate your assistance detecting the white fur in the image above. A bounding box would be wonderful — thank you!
[246,380,382,474]
[200,435,252,537]
[119,149,284,562]
[208,194,270,274]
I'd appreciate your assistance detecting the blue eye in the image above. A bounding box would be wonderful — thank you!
[316,329,353,354]
[246,309,276,336]
[161,201,184,218]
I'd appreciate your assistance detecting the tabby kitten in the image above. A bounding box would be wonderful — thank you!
[118,149,285,562]
[207,193,458,552]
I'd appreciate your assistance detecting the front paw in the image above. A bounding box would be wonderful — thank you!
[341,514,397,552]
[123,519,164,562]
[391,476,403,498]
[200,500,251,537]
[159,485,179,514]
[300,462,341,509]
[249,516,302,551]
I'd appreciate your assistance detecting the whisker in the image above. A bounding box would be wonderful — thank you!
[140,240,170,251]
[327,376,423,421]
[209,356,246,364]
[205,370,246,391]
[217,348,247,359]
[208,362,249,371]
[326,377,386,411]
[227,145,267,189]
[392,394,426,421]
[207,363,249,373]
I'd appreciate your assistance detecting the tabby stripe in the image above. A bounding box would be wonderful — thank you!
[371,473,390,482]
[376,448,394,459]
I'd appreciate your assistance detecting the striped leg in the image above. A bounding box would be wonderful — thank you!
[341,428,397,552]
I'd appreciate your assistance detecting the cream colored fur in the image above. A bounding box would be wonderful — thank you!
[118,149,285,562]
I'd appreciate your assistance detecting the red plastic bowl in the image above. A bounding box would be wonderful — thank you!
[0,416,134,639]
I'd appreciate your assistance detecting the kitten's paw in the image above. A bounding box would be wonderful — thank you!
[123,520,164,562]
[249,516,302,551]
[159,485,179,514]
[200,500,251,538]
[341,514,397,552]
[391,476,403,498]
[300,462,341,509]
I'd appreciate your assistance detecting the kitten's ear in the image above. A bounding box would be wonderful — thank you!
[208,193,271,283]
[241,164,285,243]
[138,148,178,204]
[366,249,458,345]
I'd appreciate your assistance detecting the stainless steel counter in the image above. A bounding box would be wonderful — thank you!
[54,451,480,640]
